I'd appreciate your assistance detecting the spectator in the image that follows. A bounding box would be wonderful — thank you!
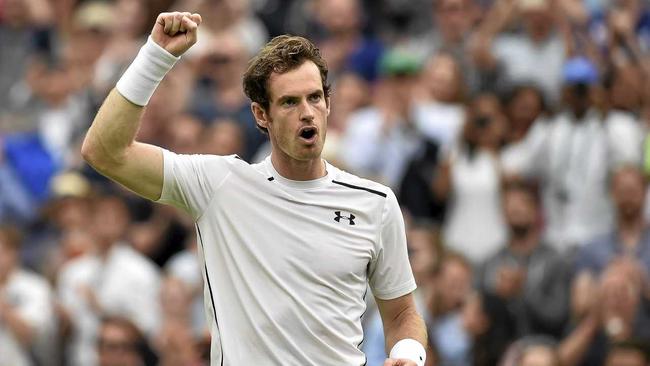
[409,0,484,92]
[427,252,474,366]
[412,52,468,151]
[57,195,161,366]
[603,63,645,166]
[463,290,518,366]
[0,226,56,366]
[472,0,568,103]
[97,316,155,366]
[191,30,265,161]
[340,49,423,188]
[605,340,650,366]
[479,182,569,337]
[511,56,613,252]
[500,84,548,176]
[434,93,507,264]
[575,166,650,276]
[559,260,650,366]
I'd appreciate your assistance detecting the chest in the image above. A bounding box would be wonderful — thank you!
[204,179,380,283]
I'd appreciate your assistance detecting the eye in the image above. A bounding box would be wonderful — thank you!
[282,98,297,107]
[308,94,322,103]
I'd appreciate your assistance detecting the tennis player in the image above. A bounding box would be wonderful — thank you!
[82,11,427,366]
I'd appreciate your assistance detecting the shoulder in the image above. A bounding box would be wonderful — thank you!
[58,255,97,281]
[12,269,50,292]
[331,166,392,200]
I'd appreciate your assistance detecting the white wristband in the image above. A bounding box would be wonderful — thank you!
[389,339,426,366]
[116,36,180,106]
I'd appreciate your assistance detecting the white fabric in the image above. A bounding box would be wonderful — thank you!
[443,149,507,264]
[508,111,613,250]
[57,244,161,366]
[340,107,420,188]
[389,338,426,366]
[116,36,179,106]
[604,110,644,166]
[493,34,566,104]
[0,269,54,366]
[413,101,466,151]
[157,150,416,365]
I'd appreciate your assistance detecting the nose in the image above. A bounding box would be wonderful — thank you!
[299,99,314,122]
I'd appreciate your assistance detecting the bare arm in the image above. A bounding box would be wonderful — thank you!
[377,293,428,365]
[81,12,201,201]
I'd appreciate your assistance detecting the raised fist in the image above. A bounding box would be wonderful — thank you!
[151,12,202,57]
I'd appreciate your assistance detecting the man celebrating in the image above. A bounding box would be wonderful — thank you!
[82,11,427,366]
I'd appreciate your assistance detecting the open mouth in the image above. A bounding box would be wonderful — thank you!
[299,127,317,141]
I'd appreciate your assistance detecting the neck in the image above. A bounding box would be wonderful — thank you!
[509,233,539,256]
[618,216,644,248]
[271,153,326,181]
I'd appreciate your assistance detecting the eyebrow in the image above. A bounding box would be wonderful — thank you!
[276,89,323,103]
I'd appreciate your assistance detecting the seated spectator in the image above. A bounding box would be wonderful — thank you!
[427,252,474,366]
[479,181,569,337]
[434,93,507,264]
[340,49,423,188]
[0,225,56,366]
[97,316,155,366]
[519,344,561,366]
[559,260,650,366]
[57,195,161,366]
[462,290,518,366]
[500,336,560,366]
[412,52,467,151]
[574,166,650,276]
[605,340,650,366]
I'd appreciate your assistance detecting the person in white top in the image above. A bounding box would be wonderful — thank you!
[57,195,161,366]
[0,226,55,366]
[81,11,427,366]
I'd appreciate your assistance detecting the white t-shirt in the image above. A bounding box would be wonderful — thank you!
[0,269,54,366]
[157,150,416,365]
[57,244,161,366]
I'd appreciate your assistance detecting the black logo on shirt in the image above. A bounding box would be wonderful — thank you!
[334,211,355,225]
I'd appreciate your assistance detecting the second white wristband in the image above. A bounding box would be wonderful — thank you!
[116,36,180,106]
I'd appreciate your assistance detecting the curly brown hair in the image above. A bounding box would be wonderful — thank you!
[243,35,331,134]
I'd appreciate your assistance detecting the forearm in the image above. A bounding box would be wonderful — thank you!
[558,315,599,366]
[383,307,427,352]
[82,89,144,169]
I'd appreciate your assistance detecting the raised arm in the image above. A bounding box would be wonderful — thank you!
[81,12,201,201]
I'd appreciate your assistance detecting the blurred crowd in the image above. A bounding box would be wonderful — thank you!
[2,0,650,365]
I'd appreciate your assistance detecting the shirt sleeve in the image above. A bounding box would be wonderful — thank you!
[368,190,417,300]
[156,149,235,220]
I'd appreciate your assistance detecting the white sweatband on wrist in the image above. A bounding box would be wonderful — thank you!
[116,36,180,106]
[389,339,426,366]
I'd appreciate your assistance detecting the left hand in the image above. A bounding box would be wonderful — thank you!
[384,359,418,366]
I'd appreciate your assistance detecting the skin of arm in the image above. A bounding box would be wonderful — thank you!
[81,12,201,201]
[0,298,34,346]
[377,293,428,365]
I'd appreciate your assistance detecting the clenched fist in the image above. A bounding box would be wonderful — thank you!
[151,12,202,57]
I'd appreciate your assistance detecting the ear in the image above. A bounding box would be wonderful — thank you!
[326,96,331,116]
[251,102,270,130]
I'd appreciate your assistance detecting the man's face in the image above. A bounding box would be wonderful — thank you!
[97,323,142,366]
[261,61,329,163]
[611,168,645,221]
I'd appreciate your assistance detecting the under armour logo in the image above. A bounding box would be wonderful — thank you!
[334,211,355,225]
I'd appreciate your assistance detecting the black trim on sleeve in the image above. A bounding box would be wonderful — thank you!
[332,180,387,198]
[196,226,224,366]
